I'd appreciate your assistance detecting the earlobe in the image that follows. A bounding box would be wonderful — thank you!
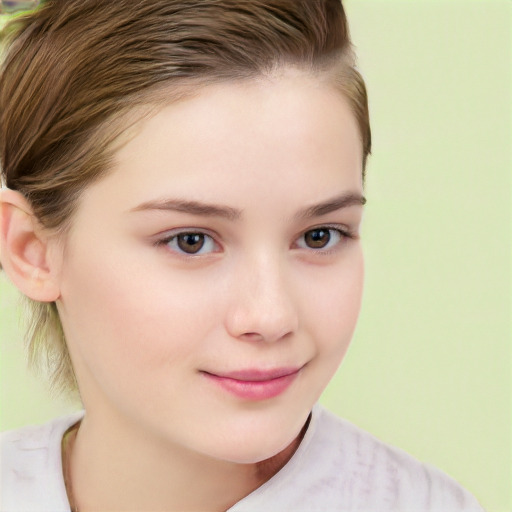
[0,188,61,302]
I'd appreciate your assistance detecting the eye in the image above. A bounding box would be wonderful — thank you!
[161,232,218,255]
[296,227,344,251]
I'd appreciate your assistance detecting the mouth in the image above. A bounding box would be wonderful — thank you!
[201,366,303,401]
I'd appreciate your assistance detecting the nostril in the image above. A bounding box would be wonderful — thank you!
[238,329,294,343]
[240,332,265,342]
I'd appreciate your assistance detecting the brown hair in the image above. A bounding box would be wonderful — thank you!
[0,0,371,394]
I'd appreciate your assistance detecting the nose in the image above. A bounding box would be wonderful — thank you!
[224,254,299,343]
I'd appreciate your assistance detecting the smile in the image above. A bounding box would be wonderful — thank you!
[201,367,302,401]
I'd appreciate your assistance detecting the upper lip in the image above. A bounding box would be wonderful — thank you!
[203,366,303,382]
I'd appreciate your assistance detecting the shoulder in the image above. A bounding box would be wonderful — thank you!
[231,405,484,512]
[1,412,84,512]
[313,406,484,510]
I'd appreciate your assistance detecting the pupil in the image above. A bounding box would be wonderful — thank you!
[177,233,205,254]
[306,229,330,248]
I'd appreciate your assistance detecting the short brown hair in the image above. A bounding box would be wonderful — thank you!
[0,0,371,394]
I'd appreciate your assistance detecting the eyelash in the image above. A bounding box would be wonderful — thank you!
[293,226,355,254]
[155,230,221,257]
[155,225,356,257]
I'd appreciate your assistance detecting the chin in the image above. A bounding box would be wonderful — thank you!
[200,410,310,465]
[212,437,295,465]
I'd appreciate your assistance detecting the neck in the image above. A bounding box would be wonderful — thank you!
[66,409,307,512]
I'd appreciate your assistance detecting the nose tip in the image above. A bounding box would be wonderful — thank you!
[224,266,299,343]
[226,311,297,344]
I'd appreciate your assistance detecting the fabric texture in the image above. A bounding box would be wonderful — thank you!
[1,405,484,511]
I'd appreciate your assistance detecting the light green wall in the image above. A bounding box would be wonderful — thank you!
[321,2,511,511]
[1,2,510,511]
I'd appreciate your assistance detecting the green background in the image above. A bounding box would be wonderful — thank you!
[1,1,510,510]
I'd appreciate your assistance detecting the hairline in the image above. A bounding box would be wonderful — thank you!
[53,61,365,235]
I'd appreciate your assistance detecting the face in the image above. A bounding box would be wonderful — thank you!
[55,69,365,464]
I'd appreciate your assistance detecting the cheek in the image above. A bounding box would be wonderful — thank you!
[57,244,222,393]
[301,250,364,355]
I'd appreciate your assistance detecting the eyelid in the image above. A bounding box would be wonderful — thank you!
[295,223,355,239]
[153,227,223,256]
[293,224,357,253]
[154,226,219,239]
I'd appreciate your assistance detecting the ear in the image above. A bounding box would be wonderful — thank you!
[0,188,61,302]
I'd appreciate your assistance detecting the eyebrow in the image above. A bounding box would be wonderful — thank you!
[129,192,366,221]
[296,192,366,219]
[130,198,242,221]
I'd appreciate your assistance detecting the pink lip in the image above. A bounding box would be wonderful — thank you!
[202,367,302,401]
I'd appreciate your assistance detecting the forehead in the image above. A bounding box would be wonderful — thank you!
[77,71,363,219]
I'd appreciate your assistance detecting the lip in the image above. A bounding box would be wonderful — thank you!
[201,366,302,401]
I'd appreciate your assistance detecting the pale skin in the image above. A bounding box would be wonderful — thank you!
[0,68,365,511]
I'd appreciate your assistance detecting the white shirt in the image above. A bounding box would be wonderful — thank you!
[1,405,484,511]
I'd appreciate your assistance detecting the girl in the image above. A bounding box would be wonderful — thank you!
[0,1,484,510]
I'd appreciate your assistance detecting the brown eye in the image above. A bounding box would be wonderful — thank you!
[160,231,218,256]
[176,233,206,254]
[304,229,331,249]
[296,228,343,251]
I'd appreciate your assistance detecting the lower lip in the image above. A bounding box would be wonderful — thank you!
[202,371,299,401]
